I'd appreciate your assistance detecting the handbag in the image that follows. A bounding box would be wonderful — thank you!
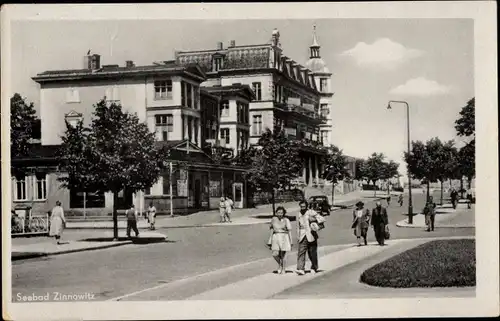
[384,225,390,240]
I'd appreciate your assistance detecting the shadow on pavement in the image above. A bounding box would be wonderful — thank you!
[80,237,173,244]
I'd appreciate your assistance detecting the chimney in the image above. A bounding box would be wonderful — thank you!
[126,60,135,68]
[90,54,101,70]
[216,42,223,50]
[84,55,91,69]
[229,40,236,48]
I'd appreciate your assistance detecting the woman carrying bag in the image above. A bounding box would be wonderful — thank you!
[267,206,293,274]
[352,201,371,246]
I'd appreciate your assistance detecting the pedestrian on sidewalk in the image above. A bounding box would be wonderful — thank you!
[423,196,437,232]
[398,194,404,207]
[267,206,293,274]
[351,201,370,246]
[296,201,321,275]
[386,195,391,207]
[49,201,66,245]
[219,197,226,223]
[466,188,473,209]
[224,196,234,223]
[126,204,140,238]
[450,188,458,209]
[370,201,389,246]
[147,202,156,230]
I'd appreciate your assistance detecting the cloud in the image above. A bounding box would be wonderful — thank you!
[340,38,424,69]
[389,77,452,96]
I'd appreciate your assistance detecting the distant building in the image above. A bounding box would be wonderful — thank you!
[174,27,332,186]
[12,56,250,217]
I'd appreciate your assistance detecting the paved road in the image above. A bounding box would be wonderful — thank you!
[12,191,474,302]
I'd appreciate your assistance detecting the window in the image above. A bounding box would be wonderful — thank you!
[154,80,172,100]
[320,78,328,92]
[252,82,262,100]
[194,118,199,144]
[252,115,263,135]
[14,176,27,201]
[162,174,171,195]
[34,173,47,200]
[320,104,329,118]
[186,83,192,108]
[155,114,173,141]
[220,128,230,144]
[144,187,151,195]
[321,131,329,144]
[213,57,223,71]
[66,88,80,103]
[221,101,229,117]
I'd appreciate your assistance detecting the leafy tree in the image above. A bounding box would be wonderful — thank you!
[380,160,399,194]
[436,140,459,204]
[455,97,475,195]
[244,128,303,213]
[58,99,170,239]
[361,153,386,196]
[321,145,351,205]
[405,137,457,201]
[11,93,37,157]
[455,97,475,138]
[354,158,366,181]
[459,140,475,189]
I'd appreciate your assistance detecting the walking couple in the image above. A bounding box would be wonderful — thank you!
[352,201,390,246]
[267,201,325,275]
[219,196,234,223]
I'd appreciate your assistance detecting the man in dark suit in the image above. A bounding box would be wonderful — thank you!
[371,201,389,246]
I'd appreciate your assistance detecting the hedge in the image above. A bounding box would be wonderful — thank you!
[360,239,475,288]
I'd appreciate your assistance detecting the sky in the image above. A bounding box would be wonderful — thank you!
[10,18,474,176]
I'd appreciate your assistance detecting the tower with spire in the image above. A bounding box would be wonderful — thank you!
[305,24,333,147]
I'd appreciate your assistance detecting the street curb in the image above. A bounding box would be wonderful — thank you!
[11,241,133,261]
[396,221,474,229]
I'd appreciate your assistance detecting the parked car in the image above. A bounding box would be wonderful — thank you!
[308,195,331,216]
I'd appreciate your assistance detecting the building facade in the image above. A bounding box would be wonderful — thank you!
[11,55,251,217]
[174,28,331,186]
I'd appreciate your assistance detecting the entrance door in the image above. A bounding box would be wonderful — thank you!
[232,183,243,209]
[194,179,201,208]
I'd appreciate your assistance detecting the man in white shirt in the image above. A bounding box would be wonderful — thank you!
[296,200,322,275]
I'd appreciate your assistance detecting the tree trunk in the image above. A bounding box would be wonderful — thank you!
[387,180,390,196]
[460,178,464,198]
[426,181,430,201]
[440,180,444,205]
[331,183,335,206]
[271,188,276,215]
[373,181,377,197]
[112,191,119,240]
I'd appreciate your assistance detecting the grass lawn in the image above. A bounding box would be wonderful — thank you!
[360,239,475,288]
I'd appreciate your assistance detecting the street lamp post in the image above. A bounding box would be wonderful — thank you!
[387,100,413,224]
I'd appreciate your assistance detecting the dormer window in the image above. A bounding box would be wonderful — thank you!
[65,110,83,128]
[212,54,224,71]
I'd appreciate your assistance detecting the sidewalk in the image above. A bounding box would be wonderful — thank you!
[184,236,474,300]
[11,231,167,261]
[397,203,475,228]
[64,201,299,230]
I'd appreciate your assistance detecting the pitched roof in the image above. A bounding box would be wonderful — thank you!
[32,63,207,83]
[176,45,271,73]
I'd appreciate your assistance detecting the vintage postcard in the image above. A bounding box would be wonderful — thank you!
[1,2,498,320]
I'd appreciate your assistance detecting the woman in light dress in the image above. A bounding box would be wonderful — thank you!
[49,201,66,245]
[147,202,157,230]
[351,201,371,246]
[267,206,293,274]
[219,197,226,223]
